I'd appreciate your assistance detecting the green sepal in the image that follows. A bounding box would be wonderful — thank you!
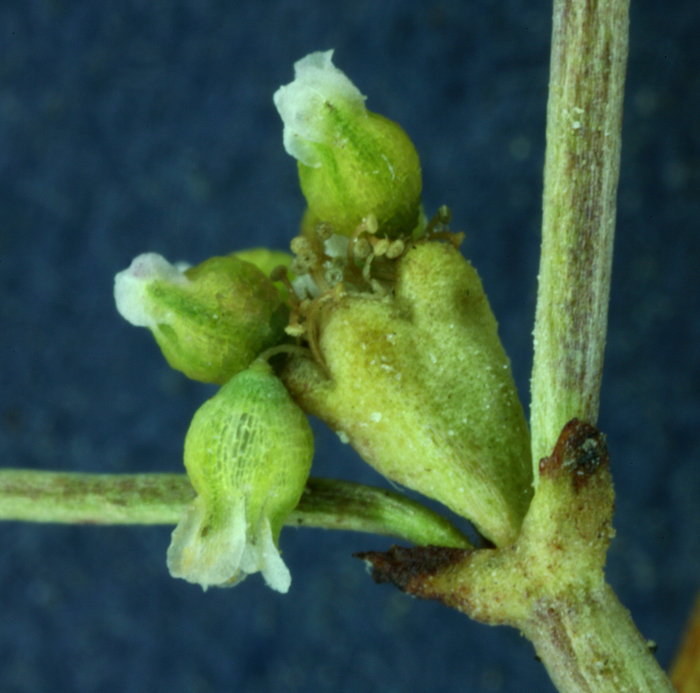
[297,110,422,238]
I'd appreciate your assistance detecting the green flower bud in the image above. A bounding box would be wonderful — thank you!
[274,50,422,238]
[167,359,314,592]
[114,253,289,385]
[283,241,532,547]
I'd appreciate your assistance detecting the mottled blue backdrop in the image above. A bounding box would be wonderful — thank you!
[1,1,698,691]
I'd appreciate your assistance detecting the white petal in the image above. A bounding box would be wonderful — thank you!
[273,50,366,167]
[324,234,349,258]
[166,496,247,591]
[239,518,292,594]
[114,252,190,328]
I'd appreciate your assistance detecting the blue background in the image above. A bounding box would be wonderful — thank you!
[1,0,698,691]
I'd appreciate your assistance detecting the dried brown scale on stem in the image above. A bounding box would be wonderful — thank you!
[538,418,609,490]
[356,420,612,612]
[355,545,472,596]
[356,419,674,692]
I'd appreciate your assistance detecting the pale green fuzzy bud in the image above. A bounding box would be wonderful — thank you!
[167,360,314,592]
[282,241,533,547]
[114,253,288,385]
[274,50,422,238]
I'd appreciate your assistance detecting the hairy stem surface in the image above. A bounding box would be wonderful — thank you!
[530,0,630,470]
[0,469,471,549]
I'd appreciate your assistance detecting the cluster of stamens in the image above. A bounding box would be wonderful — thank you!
[270,206,460,375]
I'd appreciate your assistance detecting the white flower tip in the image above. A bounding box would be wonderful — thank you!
[323,234,349,258]
[166,499,292,593]
[273,50,366,167]
[240,518,292,593]
[166,497,247,590]
[114,252,189,328]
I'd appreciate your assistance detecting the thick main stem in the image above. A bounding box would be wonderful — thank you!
[523,582,675,693]
[359,420,675,693]
[530,0,630,469]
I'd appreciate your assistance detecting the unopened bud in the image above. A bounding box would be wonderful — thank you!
[274,50,422,238]
[114,253,288,384]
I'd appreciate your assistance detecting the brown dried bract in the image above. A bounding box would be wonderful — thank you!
[354,545,470,595]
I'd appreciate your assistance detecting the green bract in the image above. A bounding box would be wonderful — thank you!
[283,241,533,547]
[167,360,314,592]
[274,50,422,238]
[114,253,288,385]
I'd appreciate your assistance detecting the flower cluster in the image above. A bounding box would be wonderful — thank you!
[114,50,531,592]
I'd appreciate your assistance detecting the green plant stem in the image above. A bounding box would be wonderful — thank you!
[359,420,675,693]
[521,581,675,693]
[0,469,472,549]
[290,477,472,548]
[530,0,629,470]
[524,2,676,689]
[0,470,193,524]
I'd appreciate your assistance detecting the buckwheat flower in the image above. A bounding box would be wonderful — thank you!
[167,360,314,592]
[274,50,422,238]
[114,253,288,384]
